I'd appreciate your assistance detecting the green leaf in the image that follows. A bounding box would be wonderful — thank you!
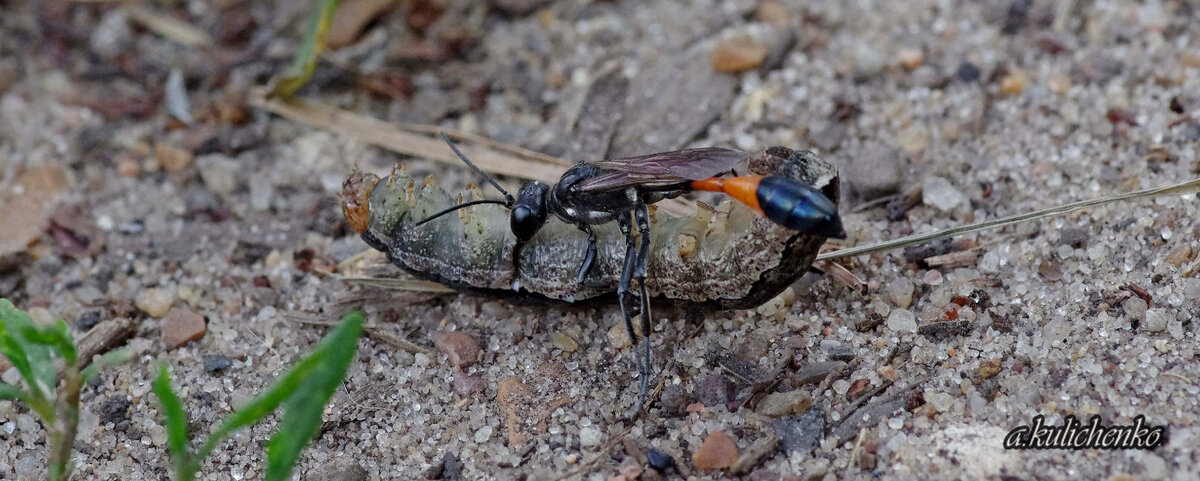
[271,0,340,98]
[152,364,196,479]
[0,299,56,401]
[81,349,133,382]
[264,311,363,481]
[193,311,363,469]
[0,382,26,402]
[17,320,77,365]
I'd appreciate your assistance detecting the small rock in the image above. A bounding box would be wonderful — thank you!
[197,153,239,196]
[248,173,274,212]
[923,270,944,286]
[161,308,206,349]
[772,408,824,454]
[886,278,915,308]
[1048,73,1071,94]
[90,11,132,60]
[897,48,924,69]
[490,0,551,15]
[895,126,929,154]
[100,397,131,425]
[712,36,769,73]
[608,322,641,349]
[434,331,481,368]
[452,373,486,397]
[307,458,368,481]
[852,42,887,76]
[843,143,902,200]
[1143,308,1169,333]
[648,449,677,473]
[886,309,918,333]
[922,176,966,212]
[696,374,734,407]
[135,287,175,317]
[977,358,1003,380]
[755,1,790,24]
[819,340,855,362]
[693,431,738,470]
[75,311,102,330]
[756,390,813,417]
[659,385,688,417]
[579,426,603,447]
[956,61,981,82]
[550,331,579,352]
[203,354,232,372]
[795,361,844,385]
[878,365,898,382]
[999,69,1029,95]
[1123,297,1149,321]
[155,143,193,172]
[1164,245,1195,268]
[1060,227,1089,247]
[809,122,848,152]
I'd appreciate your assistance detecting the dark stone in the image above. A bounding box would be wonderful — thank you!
[917,320,972,339]
[231,241,272,265]
[956,61,981,82]
[772,407,824,454]
[696,374,735,407]
[424,452,463,480]
[1059,227,1089,248]
[794,361,844,385]
[647,448,677,473]
[841,143,903,201]
[76,311,102,330]
[203,354,233,373]
[100,397,131,425]
[659,384,688,417]
[821,341,856,362]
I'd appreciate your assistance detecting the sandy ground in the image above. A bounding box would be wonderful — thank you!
[1,0,1199,480]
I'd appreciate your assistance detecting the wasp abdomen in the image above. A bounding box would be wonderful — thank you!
[756,176,846,238]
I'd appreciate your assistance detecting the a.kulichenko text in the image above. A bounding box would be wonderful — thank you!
[1004,415,1166,450]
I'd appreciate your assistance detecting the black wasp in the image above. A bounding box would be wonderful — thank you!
[417,133,845,413]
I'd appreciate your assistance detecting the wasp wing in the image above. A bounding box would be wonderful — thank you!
[575,148,746,192]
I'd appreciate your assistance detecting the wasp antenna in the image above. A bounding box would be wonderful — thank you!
[414,199,511,227]
[439,132,516,206]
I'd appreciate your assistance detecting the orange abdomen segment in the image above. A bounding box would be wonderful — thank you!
[690,176,765,214]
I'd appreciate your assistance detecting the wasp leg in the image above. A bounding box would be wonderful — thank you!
[633,203,653,414]
[615,211,645,416]
[575,223,598,283]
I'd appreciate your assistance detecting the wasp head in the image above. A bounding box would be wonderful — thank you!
[511,181,550,242]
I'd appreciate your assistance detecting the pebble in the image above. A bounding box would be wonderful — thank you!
[696,374,734,407]
[197,153,239,196]
[886,309,918,333]
[608,322,641,349]
[203,354,232,372]
[712,36,769,73]
[976,358,1002,380]
[956,61,981,82]
[1143,308,1169,333]
[897,48,924,69]
[550,331,579,352]
[999,69,1029,95]
[135,287,175,317]
[819,340,855,362]
[248,173,275,212]
[852,42,887,76]
[795,361,844,385]
[755,0,790,24]
[878,365,899,382]
[692,431,738,470]
[161,308,206,349]
[755,390,813,417]
[659,385,688,417]
[1123,297,1149,321]
[75,311,102,330]
[90,11,132,60]
[922,270,944,286]
[434,331,481,368]
[1048,73,1071,94]
[772,408,824,454]
[886,278,915,308]
[922,176,967,212]
[452,373,486,397]
[1164,245,1195,267]
[490,0,551,15]
[579,426,603,447]
[895,126,929,154]
[842,143,902,200]
[155,143,193,173]
[648,448,677,473]
[1059,227,1089,247]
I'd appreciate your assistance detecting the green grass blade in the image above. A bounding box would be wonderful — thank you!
[264,311,363,481]
[0,299,55,401]
[81,348,133,382]
[152,364,196,480]
[0,382,27,402]
[194,311,363,467]
[271,0,340,98]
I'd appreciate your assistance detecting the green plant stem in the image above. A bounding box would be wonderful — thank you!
[48,366,82,481]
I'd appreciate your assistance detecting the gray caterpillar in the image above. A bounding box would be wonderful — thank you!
[341,147,840,310]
